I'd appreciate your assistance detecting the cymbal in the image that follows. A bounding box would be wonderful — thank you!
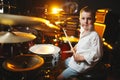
[0,31,36,43]
[0,13,60,31]
[59,36,79,42]
[3,54,44,72]
[33,24,60,32]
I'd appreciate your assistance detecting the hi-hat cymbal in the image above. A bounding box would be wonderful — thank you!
[0,31,36,43]
[0,13,60,31]
[3,54,44,72]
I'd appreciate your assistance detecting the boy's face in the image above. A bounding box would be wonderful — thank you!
[79,11,94,31]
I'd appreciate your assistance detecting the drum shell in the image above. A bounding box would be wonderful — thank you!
[35,52,60,68]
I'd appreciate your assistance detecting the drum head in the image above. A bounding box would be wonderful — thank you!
[29,44,60,55]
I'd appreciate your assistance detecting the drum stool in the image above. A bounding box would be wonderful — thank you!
[69,62,108,80]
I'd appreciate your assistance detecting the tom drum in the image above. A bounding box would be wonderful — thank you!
[29,44,60,68]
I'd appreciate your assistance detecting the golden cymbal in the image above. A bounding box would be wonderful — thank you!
[0,13,60,31]
[33,24,60,32]
[0,31,36,43]
[3,54,44,72]
[59,36,79,42]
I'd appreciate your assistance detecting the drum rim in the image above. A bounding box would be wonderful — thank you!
[29,44,60,55]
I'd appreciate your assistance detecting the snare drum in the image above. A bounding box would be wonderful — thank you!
[29,44,60,68]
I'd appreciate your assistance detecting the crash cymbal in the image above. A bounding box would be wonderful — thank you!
[3,54,44,72]
[0,13,60,31]
[0,31,36,43]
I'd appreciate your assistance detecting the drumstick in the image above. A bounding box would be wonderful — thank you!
[62,28,80,64]
[62,28,76,54]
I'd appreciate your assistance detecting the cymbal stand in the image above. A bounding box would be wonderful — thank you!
[0,25,16,58]
[1,1,16,13]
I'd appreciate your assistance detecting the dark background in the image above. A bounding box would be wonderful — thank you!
[1,0,120,16]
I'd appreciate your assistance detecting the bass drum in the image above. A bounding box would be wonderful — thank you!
[29,44,60,68]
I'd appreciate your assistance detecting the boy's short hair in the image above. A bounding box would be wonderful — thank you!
[80,6,96,19]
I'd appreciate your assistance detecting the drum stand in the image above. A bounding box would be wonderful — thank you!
[0,43,21,58]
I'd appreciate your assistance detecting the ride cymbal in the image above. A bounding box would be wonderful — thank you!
[0,31,36,43]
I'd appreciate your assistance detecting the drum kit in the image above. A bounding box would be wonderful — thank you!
[0,13,78,80]
[0,13,61,80]
[0,1,80,79]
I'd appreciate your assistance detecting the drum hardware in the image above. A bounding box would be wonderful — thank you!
[0,1,16,13]
[0,4,16,9]
[2,54,44,80]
